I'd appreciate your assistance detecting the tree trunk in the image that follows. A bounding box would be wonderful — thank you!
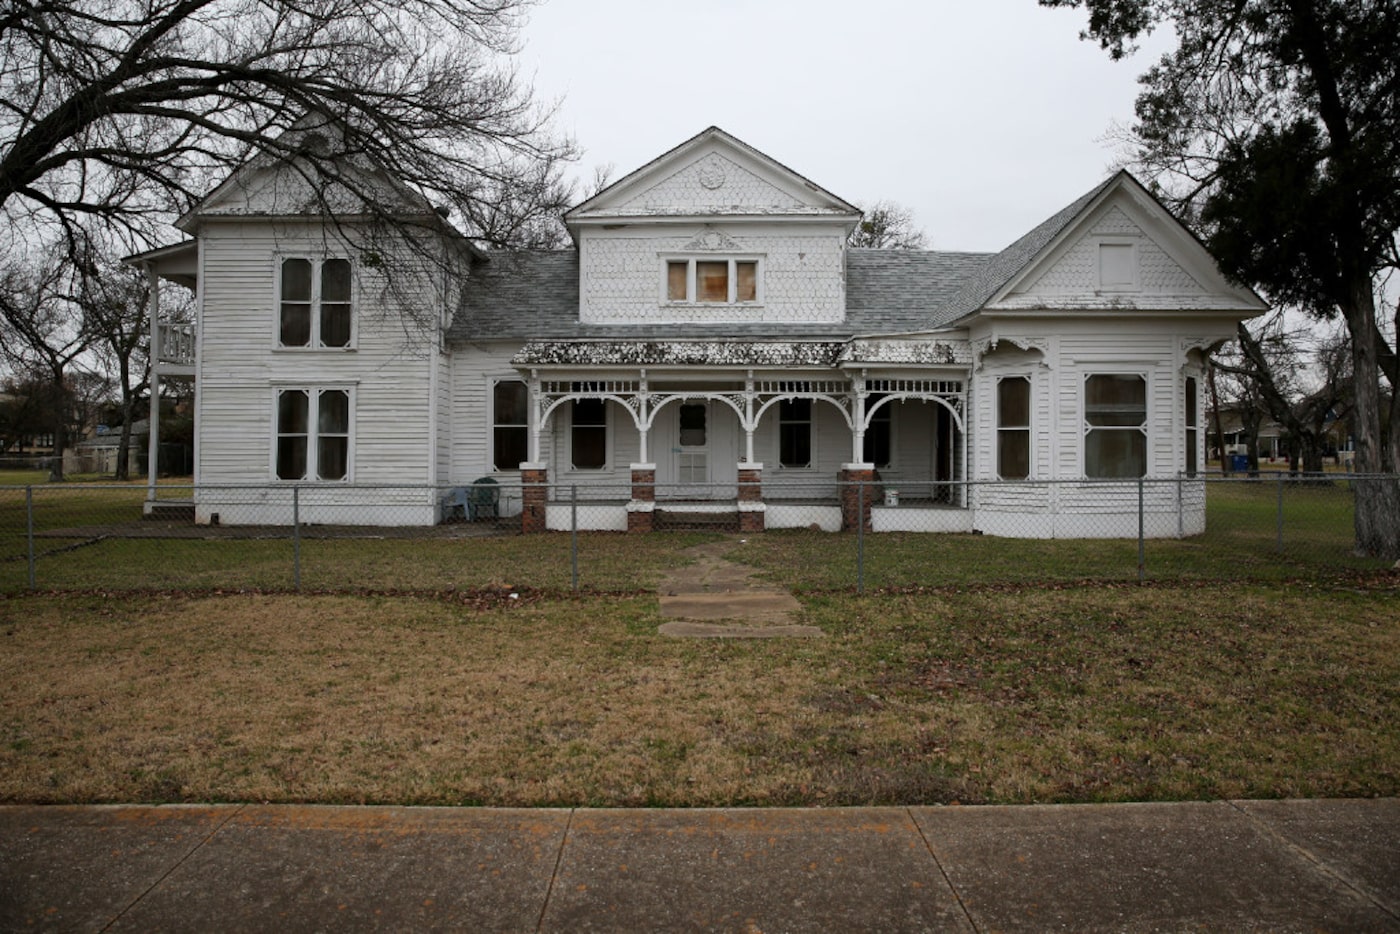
[47,369,66,482]
[1342,279,1400,557]
[114,355,133,481]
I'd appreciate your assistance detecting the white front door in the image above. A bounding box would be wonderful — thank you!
[675,402,711,496]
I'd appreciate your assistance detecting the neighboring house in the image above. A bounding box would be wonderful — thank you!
[128,125,1266,536]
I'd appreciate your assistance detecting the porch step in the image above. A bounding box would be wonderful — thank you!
[654,509,740,532]
[143,500,194,522]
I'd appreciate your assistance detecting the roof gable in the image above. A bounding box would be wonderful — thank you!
[566,127,860,225]
[943,172,1266,321]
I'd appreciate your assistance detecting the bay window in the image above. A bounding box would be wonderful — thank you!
[1084,374,1147,478]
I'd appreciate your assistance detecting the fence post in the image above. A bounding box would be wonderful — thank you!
[25,486,35,590]
[1137,477,1145,582]
[571,484,579,592]
[1276,472,1285,553]
[293,485,301,592]
[1176,473,1184,538]
[857,480,865,595]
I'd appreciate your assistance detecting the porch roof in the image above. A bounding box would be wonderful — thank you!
[513,340,845,368]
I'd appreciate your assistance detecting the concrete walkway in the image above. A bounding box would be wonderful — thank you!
[2,800,1396,931]
[657,539,823,638]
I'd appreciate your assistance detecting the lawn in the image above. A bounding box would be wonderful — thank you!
[1,578,1396,807]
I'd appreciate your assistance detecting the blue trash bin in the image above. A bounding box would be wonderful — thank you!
[1230,454,1249,472]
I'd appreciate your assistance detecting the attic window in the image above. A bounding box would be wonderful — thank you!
[664,258,759,304]
[1097,241,1139,291]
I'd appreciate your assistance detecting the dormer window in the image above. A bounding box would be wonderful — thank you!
[664,258,760,304]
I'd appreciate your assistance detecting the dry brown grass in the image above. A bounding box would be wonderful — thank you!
[1,579,1396,806]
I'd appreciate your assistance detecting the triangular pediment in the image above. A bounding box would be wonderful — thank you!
[566,127,860,225]
[977,174,1266,315]
[179,115,431,229]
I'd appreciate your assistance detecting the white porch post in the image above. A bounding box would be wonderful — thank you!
[637,370,650,463]
[527,369,542,464]
[743,371,756,464]
[851,372,867,464]
[145,265,160,501]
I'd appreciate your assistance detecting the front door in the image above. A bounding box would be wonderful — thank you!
[676,402,710,496]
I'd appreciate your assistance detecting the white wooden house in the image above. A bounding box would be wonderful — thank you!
[130,126,1265,536]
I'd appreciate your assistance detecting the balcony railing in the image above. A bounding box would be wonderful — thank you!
[157,322,196,366]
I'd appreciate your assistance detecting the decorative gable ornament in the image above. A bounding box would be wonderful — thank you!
[683,228,745,252]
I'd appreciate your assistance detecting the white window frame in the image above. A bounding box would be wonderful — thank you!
[1082,371,1149,479]
[568,397,611,472]
[1095,238,1140,292]
[661,255,764,305]
[777,397,814,470]
[490,377,530,472]
[863,395,895,470]
[995,375,1033,480]
[269,384,356,482]
[274,255,357,350]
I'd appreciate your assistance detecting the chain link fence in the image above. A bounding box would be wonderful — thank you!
[2,474,1394,594]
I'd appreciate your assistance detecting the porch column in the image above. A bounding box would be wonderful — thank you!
[851,375,867,464]
[527,371,543,464]
[743,372,756,464]
[737,462,764,532]
[520,462,548,534]
[145,264,160,501]
[839,463,877,532]
[627,463,655,533]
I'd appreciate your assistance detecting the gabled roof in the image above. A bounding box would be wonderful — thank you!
[942,170,1266,321]
[447,248,993,343]
[939,174,1121,324]
[566,126,861,225]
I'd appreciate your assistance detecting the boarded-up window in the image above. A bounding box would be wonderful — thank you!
[663,258,760,304]
[493,380,529,470]
[696,261,729,302]
[571,398,607,470]
[997,377,1031,480]
[779,399,812,468]
[1084,374,1147,478]
[1098,243,1137,289]
[667,261,688,301]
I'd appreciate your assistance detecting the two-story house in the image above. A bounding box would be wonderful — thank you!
[130,125,1265,536]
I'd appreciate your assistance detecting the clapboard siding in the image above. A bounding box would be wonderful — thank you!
[196,222,442,487]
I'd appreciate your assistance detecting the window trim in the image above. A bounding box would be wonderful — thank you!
[1082,371,1149,479]
[269,384,356,483]
[660,255,764,305]
[274,255,357,350]
[490,377,530,472]
[568,397,610,472]
[996,376,1032,481]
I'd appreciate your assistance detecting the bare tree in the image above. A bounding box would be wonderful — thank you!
[0,0,575,259]
[0,257,92,480]
[848,201,928,250]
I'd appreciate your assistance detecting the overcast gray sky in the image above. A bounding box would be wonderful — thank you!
[519,0,1171,253]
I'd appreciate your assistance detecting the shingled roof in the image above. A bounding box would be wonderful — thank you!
[447,248,995,343]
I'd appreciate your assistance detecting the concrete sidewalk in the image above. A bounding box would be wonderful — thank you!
[2,800,1396,932]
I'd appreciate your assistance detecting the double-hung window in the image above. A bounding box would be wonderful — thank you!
[997,377,1031,480]
[492,380,529,470]
[275,388,351,481]
[863,396,892,469]
[571,399,607,470]
[280,257,353,348]
[1084,374,1147,478]
[665,258,759,304]
[778,399,812,468]
[1184,376,1199,476]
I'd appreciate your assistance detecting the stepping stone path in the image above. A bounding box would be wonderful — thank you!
[657,539,824,638]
